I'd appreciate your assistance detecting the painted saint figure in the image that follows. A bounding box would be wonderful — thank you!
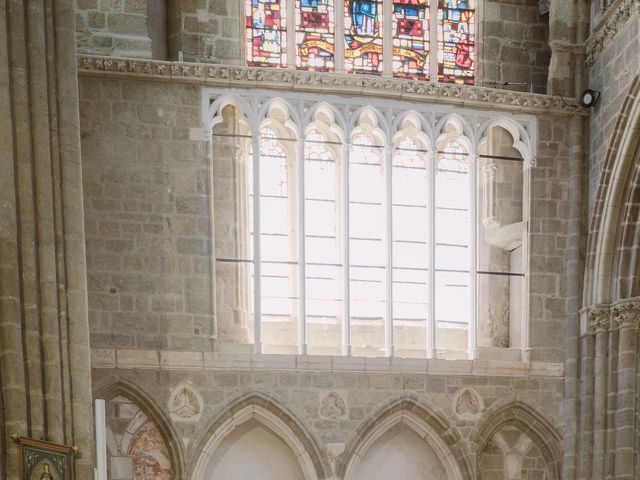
[39,463,54,480]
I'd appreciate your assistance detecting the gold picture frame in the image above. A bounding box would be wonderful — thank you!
[11,435,78,480]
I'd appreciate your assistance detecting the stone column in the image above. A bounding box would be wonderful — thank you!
[612,299,640,480]
[0,1,94,479]
[578,320,595,480]
[589,306,610,480]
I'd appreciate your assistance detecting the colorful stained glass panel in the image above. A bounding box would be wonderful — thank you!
[437,0,475,84]
[246,0,287,67]
[392,0,430,79]
[296,0,336,71]
[344,0,384,74]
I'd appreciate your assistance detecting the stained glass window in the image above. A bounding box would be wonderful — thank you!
[344,0,384,74]
[437,0,475,85]
[296,0,336,71]
[246,0,287,67]
[392,0,430,79]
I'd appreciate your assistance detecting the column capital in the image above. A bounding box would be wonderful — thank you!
[611,298,640,330]
[587,305,611,333]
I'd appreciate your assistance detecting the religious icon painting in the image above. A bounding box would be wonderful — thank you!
[11,435,76,480]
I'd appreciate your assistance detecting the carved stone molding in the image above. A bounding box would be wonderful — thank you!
[587,305,611,332]
[611,298,640,329]
[77,55,588,117]
[586,0,639,67]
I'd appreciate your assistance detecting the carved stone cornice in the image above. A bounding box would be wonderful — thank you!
[587,305,611,332]
[586,0,639,67]
[611,298,640,330]
[77,55,588,117]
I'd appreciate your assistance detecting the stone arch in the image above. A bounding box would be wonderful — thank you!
[476,117,533,167]
[341,397,473,480]
[471,401,562,480]
[190,392,327,480]
[585,75,640,304]
[93,380,186,479]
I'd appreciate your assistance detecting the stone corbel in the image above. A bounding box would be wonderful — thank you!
[611,297,640,330]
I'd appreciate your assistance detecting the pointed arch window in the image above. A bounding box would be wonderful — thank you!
[210,93,532,360]
[245,0,475,84]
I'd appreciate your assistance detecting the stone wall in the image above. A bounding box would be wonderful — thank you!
[76,0,167,59]
[91,361,564,479]
[167,0,242,63]
[480,0,551,93]
[79,77,215,351]
[78,72,577,362]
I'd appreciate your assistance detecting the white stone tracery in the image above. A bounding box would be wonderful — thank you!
[206,89,536,360]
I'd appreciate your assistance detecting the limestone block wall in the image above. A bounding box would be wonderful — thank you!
[79,77,215,351]
[91,361,564,479]
[76,0,167,59]
[78,73,578,362]
[480,0,551,93]
[167,0,242,63]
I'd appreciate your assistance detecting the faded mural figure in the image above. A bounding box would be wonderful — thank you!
[106,395,174,480]
[39,463,54,480]
[30,461,60,480]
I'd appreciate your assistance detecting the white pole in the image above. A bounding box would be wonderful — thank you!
[384,144,394,356]
[468,153,478,360]
[427,150,436,358]
[297,137,307,355]
[95,399,107,480]
[341,141,351,356]
[253,135,263,354]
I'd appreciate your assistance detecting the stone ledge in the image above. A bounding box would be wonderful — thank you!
[77,54,588,117]
[91,348,564,377]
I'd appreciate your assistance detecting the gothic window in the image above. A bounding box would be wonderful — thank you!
[211,93,531,359]
[246,0,288,67]
[437,0,475,84]
[245,0,475,83]
[296,0,336,71]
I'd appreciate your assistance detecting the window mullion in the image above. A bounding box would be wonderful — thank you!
[287,0,296,68]
[297,136,307,354]
[341,140,351,356]
[427,149,436,358]
[336,0,345,73]
[252,134,263,354]
[383,0,393,76]
[384,144,394,356]
[430,0,439,82]
[468,152,478,360]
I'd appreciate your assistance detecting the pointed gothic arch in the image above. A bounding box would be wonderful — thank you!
[585,75,640,304]
[341,396,473,480]
[471,400,562,480]
[190,392,327,480]
[93,379,186,479]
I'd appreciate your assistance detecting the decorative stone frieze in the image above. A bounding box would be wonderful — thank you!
[586,0,639,66]
[611,298,640,329]
[77,55,588,116]
[587,305,611,332]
